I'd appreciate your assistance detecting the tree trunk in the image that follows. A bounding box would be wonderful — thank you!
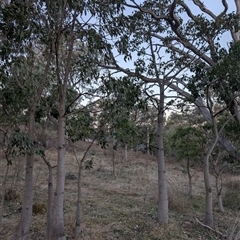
[146,127,150,156]
[218,194,224,213]
[74,138,95,238]
[14,111,35,240]
[203,153,213,227]
[51,104,66,240]
[157,83,168,223]
[112,147,116,180]
[216,175,224,212]
[124,144,128,161]
[187,158,193,197]
[51,9,77,239]
[74,162,83,238]
[0,163,9,230]
[44,158,53,240]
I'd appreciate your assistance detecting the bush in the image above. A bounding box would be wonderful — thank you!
[4,188,20,202]
[223,180,240,211]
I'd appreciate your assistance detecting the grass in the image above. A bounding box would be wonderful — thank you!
[0,141,240,239]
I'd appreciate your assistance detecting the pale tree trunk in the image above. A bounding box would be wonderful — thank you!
[75,161,83,238]
[124,144,128,161]
[187,158,193,197]
[212,152,225,213]
[203,92,220,227]
[203,152,213,227]
[74,139,95,238]
[157,82,168,223]
[186,157,197,197]
[42,156,54,240]
[232,0,240,42]
[146,127,150,156]
[216,174,224,212]
[14,111,35,240]
[51,104,66,240]
[14,47,52,239]
[51,9,77,239]
[217,194,224,213]
[0,162,9,230]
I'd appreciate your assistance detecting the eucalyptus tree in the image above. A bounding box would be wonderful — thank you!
[169,125,204,197]
[97,6,192,222]
[0,1,55,238]
[94,0,240,224]
[97,74,144,175]
[126,0,240,153]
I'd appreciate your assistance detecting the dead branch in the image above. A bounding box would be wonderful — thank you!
[195,217,227,239]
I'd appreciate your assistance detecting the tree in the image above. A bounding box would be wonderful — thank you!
[0,1,55,238]
[169,125,204,197]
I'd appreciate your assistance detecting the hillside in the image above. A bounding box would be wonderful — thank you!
[1,141,240,240]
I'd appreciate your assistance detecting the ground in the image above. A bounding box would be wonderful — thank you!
[1,141,240,239]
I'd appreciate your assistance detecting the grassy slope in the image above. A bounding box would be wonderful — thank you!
[1,141,240,239]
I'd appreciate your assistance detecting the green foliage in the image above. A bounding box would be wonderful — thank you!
[66,110,94,143]
[99,75,145,147]
[168,126,204,164]
[5,130,33,157]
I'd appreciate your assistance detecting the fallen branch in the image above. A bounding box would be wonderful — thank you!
[195,217,227,239]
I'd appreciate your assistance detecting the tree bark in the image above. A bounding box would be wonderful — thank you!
[157,82,168,223]
[51,9,77,239]
[216,174,224,212]
[14,110,35,240]
[217,194,224,213]
[74,138,95,238]
[42,157,54,240]
[74,162,83,238]
[0,163,9,230]
[112,147,116,180]
[124,144,128,161]
[146,127,150,156]
[51,103,66,240]
[187,158,193,197]
[203,152,213,227]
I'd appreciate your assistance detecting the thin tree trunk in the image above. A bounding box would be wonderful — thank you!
[14,111,35,240]
[51,8,77,240]
[75,162,83,238]
[216,175,224,212]
[42,157,54,240]
[124,144,128,161]
[51,109,66,240]
[188,176,193,197]
[203,153,213,227]
[217,194,224,213]
[147,127,150,156]
[74,138,95,238]
[0,162,9,230]
[187,158,193,197]
[112,147,116,180]
[157,83,168,223]
[74,161,83,239]
[14,44,52,240]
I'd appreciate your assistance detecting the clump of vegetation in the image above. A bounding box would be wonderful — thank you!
[168,182,189,213]
[32,203,46,215]
[223,179,240,211]
[4,188,20,202]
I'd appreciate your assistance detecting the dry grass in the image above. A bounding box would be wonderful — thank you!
[0,141,239,239]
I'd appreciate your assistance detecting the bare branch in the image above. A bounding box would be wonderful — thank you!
[195,217,227,239]
[192,0,217,19]
[219,0,228,17]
